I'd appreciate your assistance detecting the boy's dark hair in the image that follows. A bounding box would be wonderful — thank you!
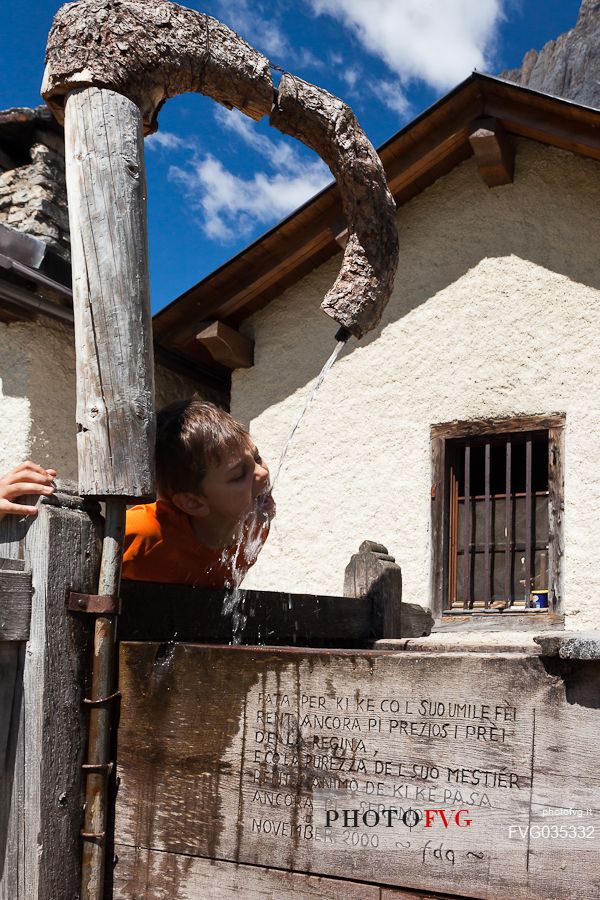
[156,398,250,498]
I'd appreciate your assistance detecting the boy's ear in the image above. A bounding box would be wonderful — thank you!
[171,491,209,518]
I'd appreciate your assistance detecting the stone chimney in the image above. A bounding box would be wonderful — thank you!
[0,107,70,262]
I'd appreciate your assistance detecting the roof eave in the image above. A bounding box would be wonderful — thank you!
[153,73,600,366]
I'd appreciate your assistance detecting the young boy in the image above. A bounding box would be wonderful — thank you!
[122,399,275,587]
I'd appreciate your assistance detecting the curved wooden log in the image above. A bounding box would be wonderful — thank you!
[42,0,399,338]
[42,0,274,129]
[271,75,399,338]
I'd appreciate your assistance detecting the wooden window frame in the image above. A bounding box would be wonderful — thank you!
[431,415,565,626]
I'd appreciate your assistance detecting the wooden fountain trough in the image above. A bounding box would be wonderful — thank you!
[111,584,600,899]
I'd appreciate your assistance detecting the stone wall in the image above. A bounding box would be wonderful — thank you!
[0,112,70,261]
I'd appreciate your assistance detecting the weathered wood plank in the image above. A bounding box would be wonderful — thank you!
[548,426,564,612]
[0,645,19,767]
[0,558,25,571]
[113,845,383,899]
[0,570,32,641]
[63,86,155,499]
[431,416,565,439]
[119,581,376,646]
[22,499,101,900]
[430,436,446,617]
[112,844,465,898]
[434,612,564,632]
[0,645,25,900]
[0,496,102,899]
[115,645,600,900]
[0,502,33,900]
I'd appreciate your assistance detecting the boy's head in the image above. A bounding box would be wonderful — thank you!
[156,399,274,530]
[156,399,248,497]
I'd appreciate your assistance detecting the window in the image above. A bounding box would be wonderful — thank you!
[431,416,564,619]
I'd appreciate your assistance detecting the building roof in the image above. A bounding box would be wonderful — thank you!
[153,72,600,372]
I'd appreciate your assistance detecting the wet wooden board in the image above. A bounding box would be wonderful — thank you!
[114,645,600,899]
[0,570,32,641]
[112,844,462,899]
[119,582,376,646]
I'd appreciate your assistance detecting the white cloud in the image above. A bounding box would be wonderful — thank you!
[213,107,299,170]
[309,0,504,90]
[213,0,291,60]
[378,81,412,118]
[168,108,331,242]
[214,0,324,70]
[170,153,330,242]
[342,67,360,90]
[146,130,189,151]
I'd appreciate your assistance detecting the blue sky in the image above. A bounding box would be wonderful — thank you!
[0,0,583,312]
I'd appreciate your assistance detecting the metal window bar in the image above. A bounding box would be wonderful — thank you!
[452,473,458,604]
[447,469,455,608]
[448,434,550,611]
[448,469,459,607]
[484,441,491,608]
[504,440,512,605]
[462,445,471,609]
[525,438,533,606]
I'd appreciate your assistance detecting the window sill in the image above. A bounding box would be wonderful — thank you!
[434,611,564,633]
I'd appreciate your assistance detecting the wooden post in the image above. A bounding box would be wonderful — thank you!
[63,86,155,499]
[343,541,433,639]
[0,490,102,900]
[63,84,157,899]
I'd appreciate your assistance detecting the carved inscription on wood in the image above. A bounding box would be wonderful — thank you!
[115,646,600,899]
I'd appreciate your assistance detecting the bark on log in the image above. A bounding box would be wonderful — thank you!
[43,0,399,339]
[272,76,399,338]
[42,0,274,130]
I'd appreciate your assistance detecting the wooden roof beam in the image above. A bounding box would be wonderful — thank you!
[469,117,515,187]
[196,320,254,369]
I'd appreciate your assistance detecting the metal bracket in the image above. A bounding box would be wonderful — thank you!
[82,761,114,776]
[67,591,121,615]
[82,690,121,707]
[80,830,106,844]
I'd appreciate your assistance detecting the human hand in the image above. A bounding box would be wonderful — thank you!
[0,461,57,520]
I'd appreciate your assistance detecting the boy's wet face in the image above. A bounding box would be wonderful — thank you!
[197,440,274,530]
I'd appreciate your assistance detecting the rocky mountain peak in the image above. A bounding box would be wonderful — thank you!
[501,1,600,108]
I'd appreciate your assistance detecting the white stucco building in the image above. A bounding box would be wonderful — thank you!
[157,74,600,632]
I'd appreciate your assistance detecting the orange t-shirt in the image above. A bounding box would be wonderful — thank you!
[122,501,269,587]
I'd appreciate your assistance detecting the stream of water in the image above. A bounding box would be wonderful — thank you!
[223,336,348,643]
[270,338,346,491]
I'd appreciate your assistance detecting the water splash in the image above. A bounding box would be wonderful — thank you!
[271,338,346,490]
[221,513,267,644]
